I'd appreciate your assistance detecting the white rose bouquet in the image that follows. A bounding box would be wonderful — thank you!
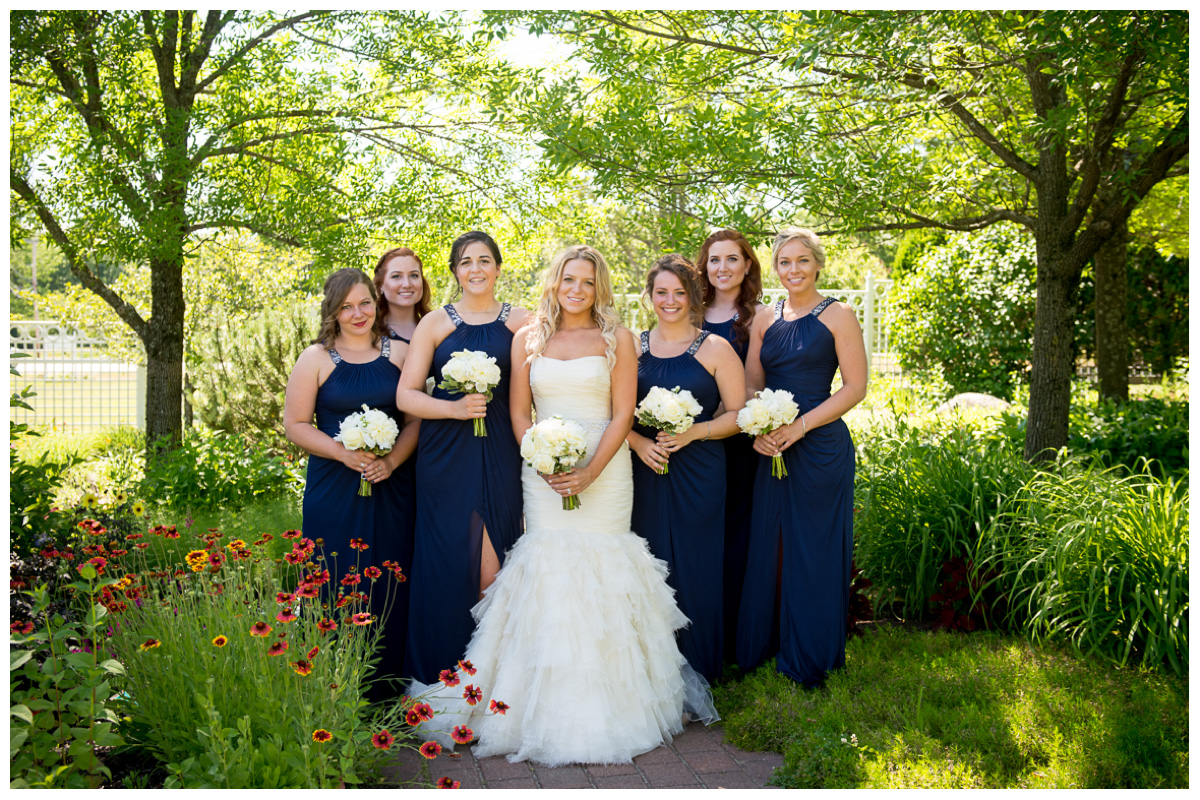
[439,349,503,437]
[520,416,589,510]
[334,404,401,496]
[737,388,800,479]
[634,385,703,474]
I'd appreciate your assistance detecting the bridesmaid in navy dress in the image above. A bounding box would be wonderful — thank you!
[395,231,531,684]
[737,228,867,686]
[629,255,745,685]
[696,229,764,667]
[283,268,419,695]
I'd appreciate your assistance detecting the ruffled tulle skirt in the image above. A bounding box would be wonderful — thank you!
[408,524,717,766]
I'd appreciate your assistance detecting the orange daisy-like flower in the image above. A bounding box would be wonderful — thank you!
[436,777,460,789]
[295,538,316,555]
[305,569,330,586]
[212,635,228,647]
[439,669,461,687]
[275,591,293,604]
[164,526,180,539]
[458,659,477,676]
[349,612,372,626]
[296,583,320,599]
[405,708,423,726]
[208,552,225,567]
[419,741,442,759]
[392,568,407,583]
[312,729,332,743]
[307,645,320,659]
[363,566,382,580]
[139,638,161,651]
[284,551,307,565]
[340,573,361,587]
[281,529,302,539]
[348,538,368,551]
[267,641,288,657]
[489,699,509,715]
[316,618,337,633]
[290,659,313,676]
[10,621,34,635]
[250,621,272,637]
[462,685,483,706]
[275,609,298,624]
[371,730,395,750]
[451,725,474,745]
[414,702,434,722]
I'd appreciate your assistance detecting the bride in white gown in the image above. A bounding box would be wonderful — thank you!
[408,244,716,766]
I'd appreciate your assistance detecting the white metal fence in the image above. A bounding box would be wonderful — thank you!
[9,320,144,432]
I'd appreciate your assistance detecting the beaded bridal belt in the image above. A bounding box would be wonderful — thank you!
[572,418,611,433]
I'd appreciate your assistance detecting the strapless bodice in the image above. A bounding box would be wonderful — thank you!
[529,356,612,427]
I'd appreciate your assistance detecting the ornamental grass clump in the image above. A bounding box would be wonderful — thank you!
[97,525,416,787]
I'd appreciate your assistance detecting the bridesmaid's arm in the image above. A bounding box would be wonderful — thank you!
[656,336,746,453]
[283,345,378,471]
[548,327,638,498]
[509,325,535,444]
[766,302,869,454]
[744,306,771,397]
[395,310,487,422]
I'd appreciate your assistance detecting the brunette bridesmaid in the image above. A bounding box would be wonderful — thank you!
[697,229,762,667]
[629,254,745,684]
[395,231,531,685]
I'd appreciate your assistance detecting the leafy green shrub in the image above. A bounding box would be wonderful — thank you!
[854,416,1032,619]
[189,304,318,452]
[141,428,305,511]
[890,224,1036,399]
[991,467,1188,674]
[9,577,127,789]
[888,228,947,283]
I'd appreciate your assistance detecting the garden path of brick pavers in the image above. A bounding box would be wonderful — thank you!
[386,722,783,789]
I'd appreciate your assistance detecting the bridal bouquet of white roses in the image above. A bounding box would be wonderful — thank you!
[634,385,703,475]
[335,404,401,496]
[520,416,589,510]
[737,388,800,479]
[439,350,503,437]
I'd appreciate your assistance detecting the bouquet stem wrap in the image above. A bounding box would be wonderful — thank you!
[334,404,401,498]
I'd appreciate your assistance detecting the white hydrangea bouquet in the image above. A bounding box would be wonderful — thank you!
[334,404,400,496]
[439,349,502,437]
[520,416,589,510]
[737,388,800,479]
[634,385,703,474]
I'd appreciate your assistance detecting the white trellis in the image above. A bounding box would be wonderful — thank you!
[9,320,144,432]
[616,275,898,376]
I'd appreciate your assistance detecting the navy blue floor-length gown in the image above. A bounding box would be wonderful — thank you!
[404,303,524,685]
[736,298,855,686]
[302,337,414,692]
[630,330,726,683]
[702,313,757,665]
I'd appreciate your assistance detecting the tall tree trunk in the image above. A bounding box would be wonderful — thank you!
[1092,216,1130,402]
[1024,239,1083,462]
[144,245,186,458]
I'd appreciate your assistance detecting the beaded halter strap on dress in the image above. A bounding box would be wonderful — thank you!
[445,303,511,327]
[328,336,390,364]
[774,297,836,319]
[640,329,709,355]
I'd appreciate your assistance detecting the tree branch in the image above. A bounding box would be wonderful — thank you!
[194,11,328,94]
[580,11,768,57]
[10,170,149,340]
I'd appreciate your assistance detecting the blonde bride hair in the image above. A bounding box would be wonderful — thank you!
[525,244,622,369]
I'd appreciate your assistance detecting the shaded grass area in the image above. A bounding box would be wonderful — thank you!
[714,625,1188,788]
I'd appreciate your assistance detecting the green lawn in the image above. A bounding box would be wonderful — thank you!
[714,624,1188,788]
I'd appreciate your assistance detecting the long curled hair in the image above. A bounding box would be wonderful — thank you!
[643,253,705,328]
[372,246,432,338]
[314,268,380,350]
[525,245,622,370]
[696,228,763,348]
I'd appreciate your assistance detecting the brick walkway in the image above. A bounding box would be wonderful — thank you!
[387,722,783,789]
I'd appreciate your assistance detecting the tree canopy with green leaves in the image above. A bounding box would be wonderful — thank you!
[483,9,1188,459]
[9,10,523,454]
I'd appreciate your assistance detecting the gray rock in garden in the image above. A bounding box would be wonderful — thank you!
[935,392,1011,414]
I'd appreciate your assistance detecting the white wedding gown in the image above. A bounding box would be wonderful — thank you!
[408,355,717,765]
